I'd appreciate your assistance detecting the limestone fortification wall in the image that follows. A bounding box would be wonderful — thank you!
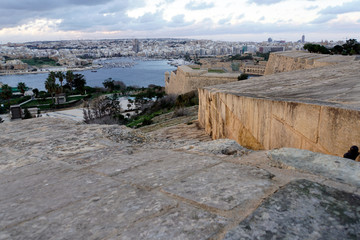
[165,65,239,95]
[198,90,360,156]
[199,59,233,72]
[264,51,353,75]
[199,54,360,157]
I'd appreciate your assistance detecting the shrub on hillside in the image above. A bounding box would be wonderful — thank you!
[238,73,249,80]
[172,107,187,117]
[23,108,32,119]
[175,91,198,108]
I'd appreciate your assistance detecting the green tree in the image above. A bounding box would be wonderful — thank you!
[238,73,249,80]
[45,72,57,104]
[65,70,74,87]
[56,71,65,87]
[73,73,86,93]
[17,82,27,95]
[23,108,32,119]
[332,45,343,54]
[32,88,39,98]
[103,78,115,92]
[342,39,360,55]
[1,84,13,103]
[304,43,330,54]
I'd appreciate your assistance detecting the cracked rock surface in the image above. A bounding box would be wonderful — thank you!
[1,118,359,239]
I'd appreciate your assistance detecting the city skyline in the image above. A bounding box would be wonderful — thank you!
[0,0,359,43]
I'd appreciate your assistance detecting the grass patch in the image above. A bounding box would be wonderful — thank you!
[67,96,86,101]
[20,95,85,109]
[21,99,53,108]
[126,109,169,128]
[208,69,225,73]
[21,57,59,67]
[191,67,200,70]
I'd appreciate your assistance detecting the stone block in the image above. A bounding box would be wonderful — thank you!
[163,162,275,211]
[112,152,220,190]
[116,204,228,240]
[225,179,360,239]
[2,188,177,240]
[268,148,360,188]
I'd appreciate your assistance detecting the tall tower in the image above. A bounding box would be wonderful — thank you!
[302,35,305,43]
[133,39,140,53]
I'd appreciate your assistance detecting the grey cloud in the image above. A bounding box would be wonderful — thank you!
[305,5,318,10]
[319,0,360,15]
[0,0,114,11]
[185,1,214,10]
[218,16,232,25]
[0,0,144,30]
[163,21,308,38]
[129,11,168,31]
[310,0,360,25]
[310,14,337,24]
[168,15,195,27]
[247,0,285,5]
[237,14,245,19]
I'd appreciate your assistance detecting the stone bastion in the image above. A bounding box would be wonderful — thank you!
[199,52,360,157]
[165,65,239,95]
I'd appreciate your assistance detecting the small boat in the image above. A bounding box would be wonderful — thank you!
[91,70,97,72]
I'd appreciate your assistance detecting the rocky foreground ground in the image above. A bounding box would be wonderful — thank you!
[0,117,359,239]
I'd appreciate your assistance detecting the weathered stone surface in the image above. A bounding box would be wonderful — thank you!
[163,163,275,211]
[2,188,177,240]
[112,151,220,189]
[0,169,120,229]
[181,139,251,156]
[199,52,360,156]
[268,148,360,188]
[116,204,228,240]
[225,179,360,239]
[1,117,359,239]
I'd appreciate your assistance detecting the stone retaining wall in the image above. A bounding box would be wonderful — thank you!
[198,89,360,157]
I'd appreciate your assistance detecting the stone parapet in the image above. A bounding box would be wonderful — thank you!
[265,51,355,75]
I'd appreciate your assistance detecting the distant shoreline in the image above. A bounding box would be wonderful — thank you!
[0,66,99,76]
[0,58,176,91]
[0,56,175,76]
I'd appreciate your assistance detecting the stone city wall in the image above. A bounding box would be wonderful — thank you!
[242,64,265,75]
[264,51,351,75]
[198,89,360,157]
[0,60,28,71]
[199,59,234,72]
[165,65,239,95]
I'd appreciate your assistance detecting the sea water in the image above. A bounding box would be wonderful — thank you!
[0,58,176,91]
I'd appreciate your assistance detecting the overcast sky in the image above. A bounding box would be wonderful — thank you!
[0,0,359,43]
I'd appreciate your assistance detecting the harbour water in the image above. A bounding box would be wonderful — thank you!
[0,58,176,91]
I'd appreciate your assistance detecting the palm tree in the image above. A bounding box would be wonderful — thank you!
[17,82,27,96]
[73,73,86,94]
[45,73,56,104]
[56,71,65,87]
[32,88,39,98]
[1,84,13,104]
[65,70,74,89]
